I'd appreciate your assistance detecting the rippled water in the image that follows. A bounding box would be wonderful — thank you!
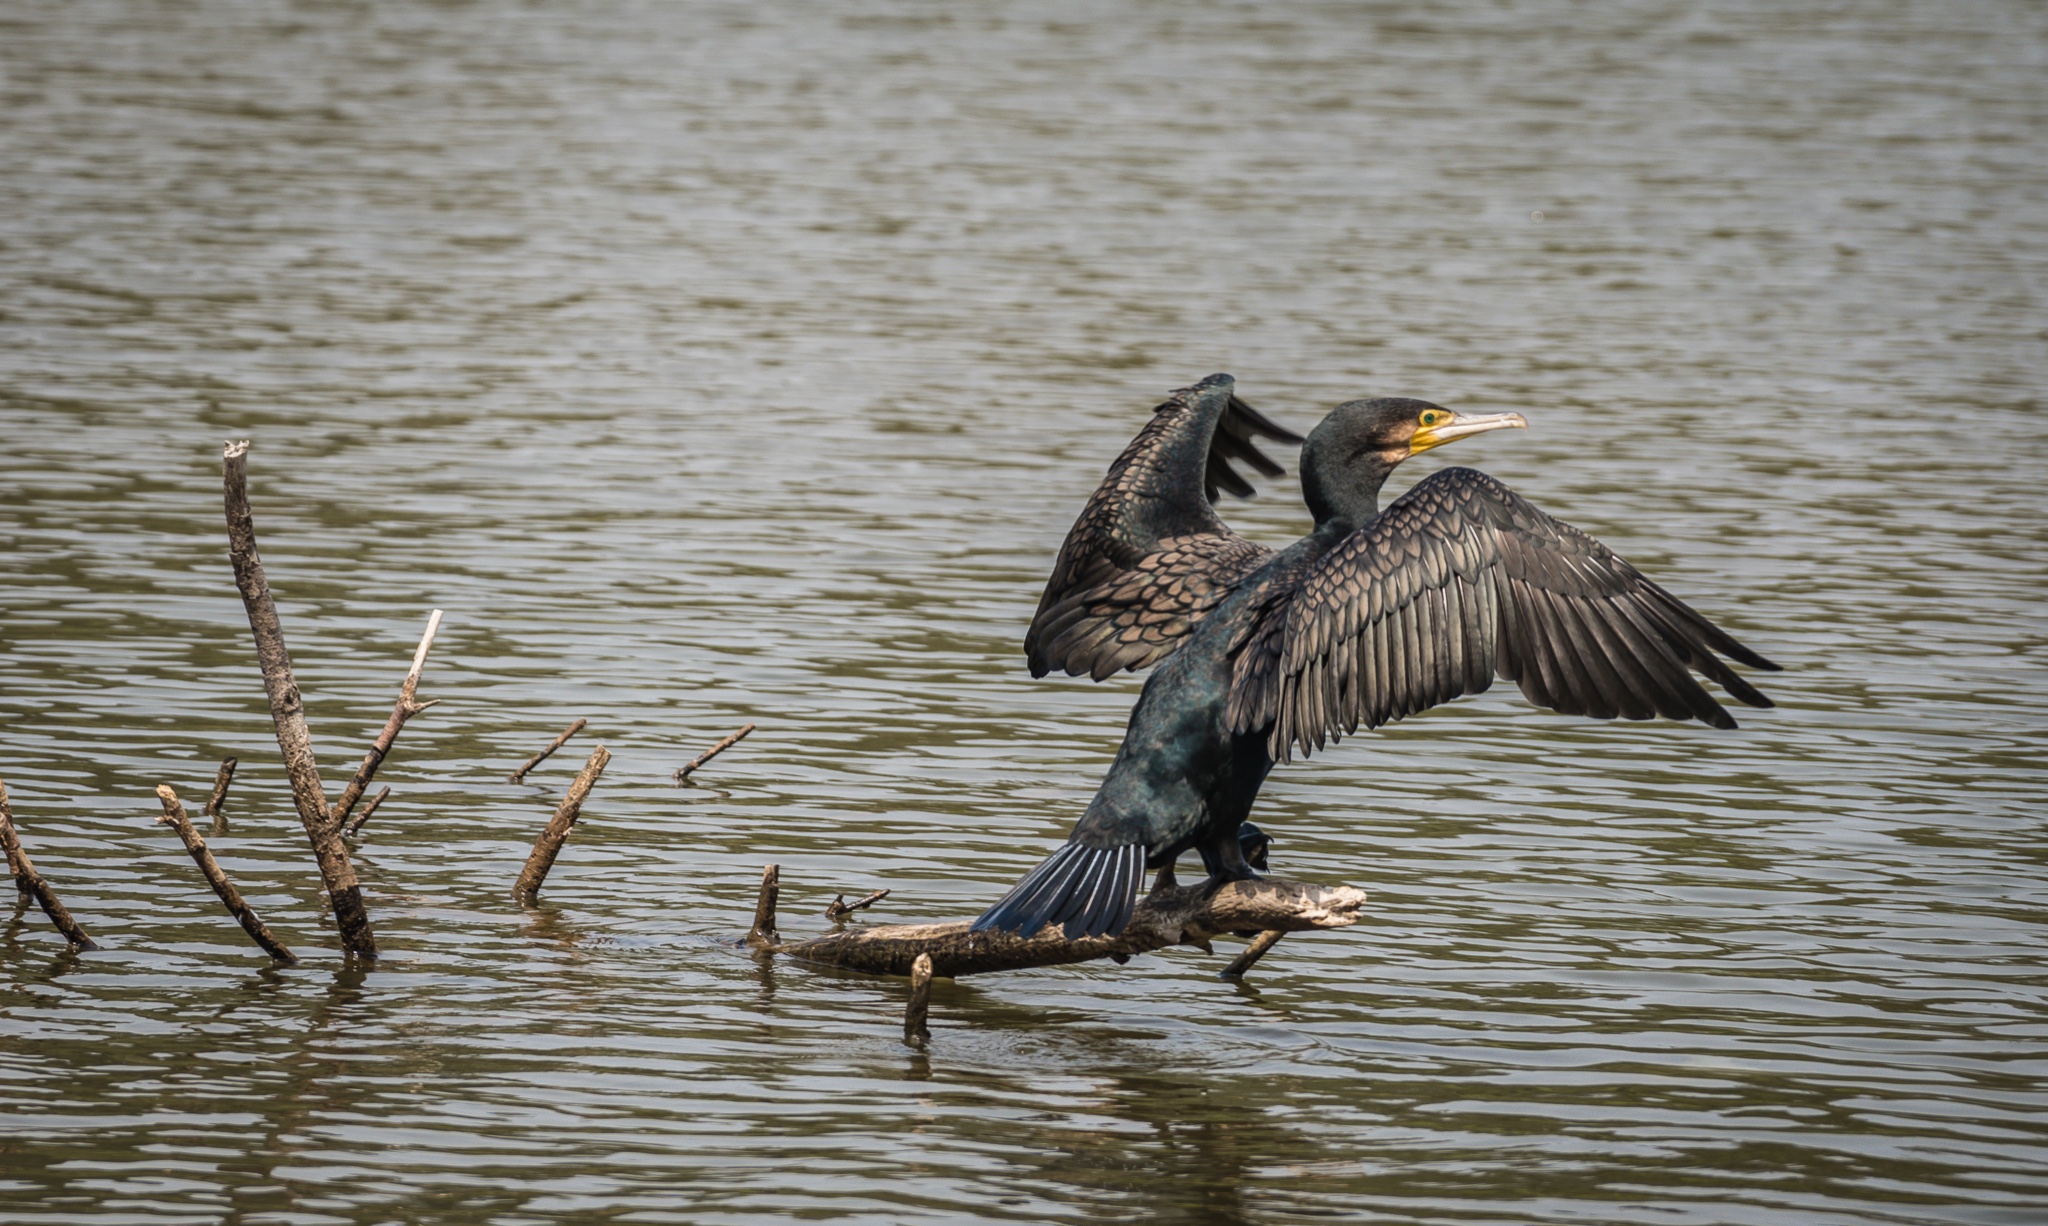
[4,2,2046,1223]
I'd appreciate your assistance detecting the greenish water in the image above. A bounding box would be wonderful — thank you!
[3,2,2045,1223]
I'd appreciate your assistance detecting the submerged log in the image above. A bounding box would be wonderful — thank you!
[154,785,296,964]
[772,876,1367,979]
[221,440,376,957]
[512,745,612,903]
[508,718,587,784]
[0,779,101,951]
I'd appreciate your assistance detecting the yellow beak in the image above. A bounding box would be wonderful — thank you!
[1410,411,1529,456]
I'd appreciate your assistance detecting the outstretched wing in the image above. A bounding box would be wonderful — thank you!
[1227,467,1781,761]
[1025,374,1305,680]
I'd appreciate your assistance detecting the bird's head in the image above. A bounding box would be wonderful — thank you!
[1301,397,1527,530]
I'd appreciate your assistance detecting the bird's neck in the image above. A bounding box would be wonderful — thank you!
[1301,449,1393,537]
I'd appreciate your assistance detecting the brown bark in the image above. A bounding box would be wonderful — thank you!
[508,718,587,784]
[673,722,755,783]
[331,608,443,829]
[0,779,101,951]
[221,439,375,958]
[342,786,389,840]
[511,745,612,903]
[825,888,889,920]
[154,785,296,964]
[746,864,779,948]
[904,953,934,1048]
[203,756,238,818]
[1219,929,1286,979]
[773,876,1367,979]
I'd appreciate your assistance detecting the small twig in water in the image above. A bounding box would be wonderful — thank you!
[508,718,587,784]
[203,756,238,818]
[674,723,755,784]
[512,746,612,904]
[155,785,295,964]
[343,786,390,840]
[1218,929,1286,980]
[0,779,101,951]
[825,889,890,921]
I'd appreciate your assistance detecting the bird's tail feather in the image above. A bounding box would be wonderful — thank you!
[970,842,1145,940]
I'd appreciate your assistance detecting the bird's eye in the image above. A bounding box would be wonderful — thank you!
[1420,411,1443,426]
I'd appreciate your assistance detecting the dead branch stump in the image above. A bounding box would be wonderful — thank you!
[904,953,934,1048]
[746,864,779,948]
[204,757,238,818]
[221,440,376,957]
[512,746,612,903]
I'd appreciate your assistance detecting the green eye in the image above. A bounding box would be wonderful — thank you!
[1420,411,1443,426]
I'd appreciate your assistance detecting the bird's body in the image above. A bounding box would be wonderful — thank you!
[973,374,1780,942]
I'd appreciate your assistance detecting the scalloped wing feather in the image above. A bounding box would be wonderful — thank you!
[1228,467,1779,761]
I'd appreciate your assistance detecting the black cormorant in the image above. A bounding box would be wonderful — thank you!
[972,374,1779,941]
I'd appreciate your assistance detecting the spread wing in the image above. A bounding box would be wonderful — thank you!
[1025,374,1306,680]
[1227,467,1781,761]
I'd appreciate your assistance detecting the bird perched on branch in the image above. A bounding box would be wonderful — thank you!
[973,374,1779,942]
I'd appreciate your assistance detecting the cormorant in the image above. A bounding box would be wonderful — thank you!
[972,374,1779,941]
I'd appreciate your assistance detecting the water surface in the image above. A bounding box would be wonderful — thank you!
[3,2,2046,1223]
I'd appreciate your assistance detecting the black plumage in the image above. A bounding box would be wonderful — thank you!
[974,374,1779,941]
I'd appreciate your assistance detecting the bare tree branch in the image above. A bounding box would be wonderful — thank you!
[342,786,390,840]
[508,718,587,784]
[1219,929,1286,979]
[825,888,890,921]
[221,439,374,957]
[673,723,755,784]
[772,876,1367,979]
[331,608,443,830]
[154,785,295,964]
[0,779,100,951]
